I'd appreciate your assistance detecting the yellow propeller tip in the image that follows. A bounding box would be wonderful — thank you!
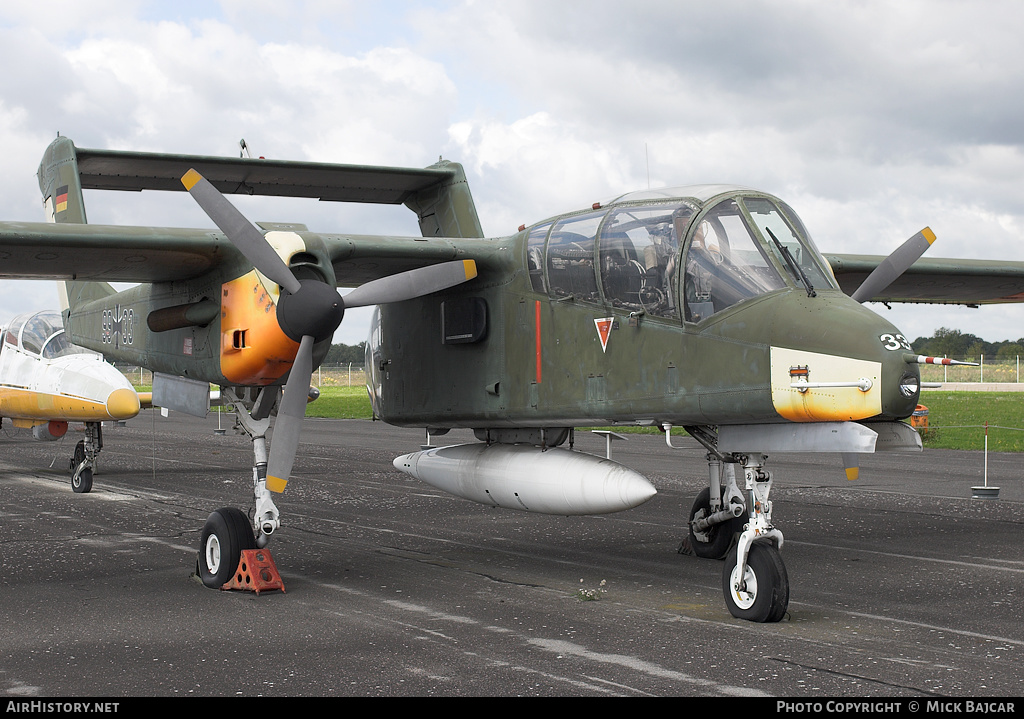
[845,467,859,481]
[921,227,936,244]
[463,259,478,280]
[181,168,202,191]
[266,476,288,493]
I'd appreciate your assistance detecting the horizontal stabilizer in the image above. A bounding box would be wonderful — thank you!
[70,142,484,238]
[77,146,454,203]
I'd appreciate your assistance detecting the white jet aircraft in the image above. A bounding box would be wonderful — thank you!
[0,309,140,492]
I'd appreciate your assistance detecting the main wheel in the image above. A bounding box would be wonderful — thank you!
[688,487,743,559]
[722,542,789,622]
[198,507,256,589]
[71,467,93,494]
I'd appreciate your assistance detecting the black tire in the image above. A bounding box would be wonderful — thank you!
[72,440,86,467]
[71,467,93,494]
[688,487,743,560]
[198,508,256,589]
[722,542,789,622]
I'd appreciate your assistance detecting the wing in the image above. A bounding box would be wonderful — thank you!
[826,253,1024,305]
[0,221,226,282]
[0,220,491,285]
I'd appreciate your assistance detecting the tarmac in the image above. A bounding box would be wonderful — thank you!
[1,411,1022,698]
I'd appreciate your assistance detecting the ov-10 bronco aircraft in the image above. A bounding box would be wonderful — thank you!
[0,308,140,492]
[0,135,1014,622]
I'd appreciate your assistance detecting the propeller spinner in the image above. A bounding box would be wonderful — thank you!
[181,168,477,490]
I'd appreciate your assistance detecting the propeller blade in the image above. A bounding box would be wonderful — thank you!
[266,334,314,492]
[181,169,302,295]
[850,227,935,303]
[343,260,478,308]
[841,452,860,481]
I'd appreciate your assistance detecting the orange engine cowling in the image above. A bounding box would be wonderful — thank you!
[220,271,300,386]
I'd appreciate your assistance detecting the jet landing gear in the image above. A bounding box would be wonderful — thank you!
[69,422,102,493]
[682,431,789,622]
[195,388,281,589]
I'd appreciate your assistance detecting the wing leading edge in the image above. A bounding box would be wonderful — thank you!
[827,254,1024,305]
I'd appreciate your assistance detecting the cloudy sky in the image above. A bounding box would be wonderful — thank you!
[1,0,1023,348]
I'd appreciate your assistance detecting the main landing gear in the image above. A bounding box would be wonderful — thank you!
[198,507,257,587]
[69,422,102,493]
[684,437,790,622]
[195,387,281,589]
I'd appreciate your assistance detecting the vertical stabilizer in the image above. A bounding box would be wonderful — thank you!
[38,136,88,224]
[37,136,116,312]
[404,160,484,239]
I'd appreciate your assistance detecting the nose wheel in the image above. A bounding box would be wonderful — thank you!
[722,542,789,622]
[69,423,102,493]
[687,485,745,559]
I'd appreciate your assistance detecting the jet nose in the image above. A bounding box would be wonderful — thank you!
[106,388,141,420]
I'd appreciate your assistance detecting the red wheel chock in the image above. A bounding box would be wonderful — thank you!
[222,549,286,595]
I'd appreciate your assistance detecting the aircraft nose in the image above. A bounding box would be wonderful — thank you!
[106,388,141,420]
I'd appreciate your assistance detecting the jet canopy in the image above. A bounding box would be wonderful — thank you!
[2,310,99,359]
[525,186,838,322]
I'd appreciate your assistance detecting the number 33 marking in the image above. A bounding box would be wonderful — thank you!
[880,333,911,351]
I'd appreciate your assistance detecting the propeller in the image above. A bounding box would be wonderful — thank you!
[850,227,935,303]
[181,168,477,490]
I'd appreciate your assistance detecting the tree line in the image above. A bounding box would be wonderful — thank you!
[911,328,1024,360]
[323,341,367,365]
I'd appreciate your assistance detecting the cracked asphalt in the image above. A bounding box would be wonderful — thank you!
[1,412,1021,697]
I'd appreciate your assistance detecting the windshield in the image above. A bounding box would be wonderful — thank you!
[683,200,786,323]
[7,310,97,359]
[743,197,836,291]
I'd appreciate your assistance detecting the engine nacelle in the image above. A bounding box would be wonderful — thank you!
[393,442,657,515]
[32,420,68,441]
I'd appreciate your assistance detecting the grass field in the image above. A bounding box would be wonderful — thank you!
[305,386,377,419]
[914,392,1024,452]
[305,387,1024,452]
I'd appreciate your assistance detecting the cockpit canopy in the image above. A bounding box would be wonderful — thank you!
[1,310,99,359]
[525,187,837,322]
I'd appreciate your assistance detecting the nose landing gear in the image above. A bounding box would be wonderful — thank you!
[69,422,102,493]
[680,426,791,623]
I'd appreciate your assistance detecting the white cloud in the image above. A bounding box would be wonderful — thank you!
[1,0,1024,348]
